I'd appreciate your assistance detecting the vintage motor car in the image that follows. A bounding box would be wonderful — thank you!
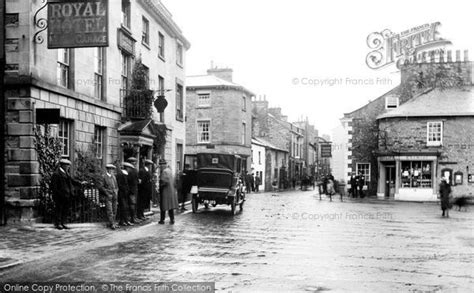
[186,153,245,214]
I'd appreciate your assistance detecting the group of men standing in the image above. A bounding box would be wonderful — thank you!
[349,171,366,198]
[50,157,178,230]
[244,172,261,193]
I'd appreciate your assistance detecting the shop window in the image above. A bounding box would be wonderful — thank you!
[401,161,432,188]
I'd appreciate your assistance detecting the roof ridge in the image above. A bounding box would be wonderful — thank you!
[344,85,400,117]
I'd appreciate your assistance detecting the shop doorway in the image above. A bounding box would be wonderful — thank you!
[385,165,396,197]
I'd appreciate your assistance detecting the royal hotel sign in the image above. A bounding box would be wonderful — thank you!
[47,0,108,48]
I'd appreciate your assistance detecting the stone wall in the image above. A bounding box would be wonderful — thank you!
[379,116,474,197]
[4,84,121,223]
[186,87,252,169]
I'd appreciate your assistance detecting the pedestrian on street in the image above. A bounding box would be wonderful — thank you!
[179,164,190,210]
[327,176,335,201]
[250,173,256,192]
[99,164,119,230]
[357,171,365,198]
[322,175,328,195]
[158,159,178,224]
[255,175,261,192]
[350,172,358,198]
[439,176,452,217]
[137,159,153,220]
[125,157,140,224]
[50,159,83,230]
[245,172,252,194]
[116,163,132,226]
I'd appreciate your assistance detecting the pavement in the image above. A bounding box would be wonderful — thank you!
[0,190,472,292]
[0,207,167,270]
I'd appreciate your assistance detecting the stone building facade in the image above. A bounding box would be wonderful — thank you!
[3,0,189,222]
[376,88,474,200]
[337,49,472,196]
[185,68,254,171]
[293,119,318,177]
[252,97,304,188]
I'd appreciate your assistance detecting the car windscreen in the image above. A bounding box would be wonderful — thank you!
[197,170,233,188]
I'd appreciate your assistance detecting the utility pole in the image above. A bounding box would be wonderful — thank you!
[0,0,6,225]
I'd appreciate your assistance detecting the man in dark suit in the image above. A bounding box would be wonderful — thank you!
[125,157,140,223]
[358,171,366,198]
[116,163,132,226]
[50,159,81,230]
[350,172,357,198]
[137,159,153,220]
[98,164,119,229]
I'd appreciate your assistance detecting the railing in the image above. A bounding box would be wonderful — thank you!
[38,183,106,223]
[120,89,154,120]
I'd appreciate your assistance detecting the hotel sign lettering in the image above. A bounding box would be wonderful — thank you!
[48,0,108,48]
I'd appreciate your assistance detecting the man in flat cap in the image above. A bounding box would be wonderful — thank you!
[137,159,154,220]
[50,159,80,230]
[124,158,140,223]
[98,164,119,229]
[158,159,178,224]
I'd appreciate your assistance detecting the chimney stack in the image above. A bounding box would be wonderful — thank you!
[207,67,233,82]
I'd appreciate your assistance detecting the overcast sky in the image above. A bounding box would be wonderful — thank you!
[163,0,474,136]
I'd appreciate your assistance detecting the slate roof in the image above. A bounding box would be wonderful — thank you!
[252,137,288,153]
[377,87,474,119]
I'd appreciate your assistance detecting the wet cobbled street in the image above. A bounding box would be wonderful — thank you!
[1,190,473,292]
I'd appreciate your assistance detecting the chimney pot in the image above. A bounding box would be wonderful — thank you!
[464,50,469,61]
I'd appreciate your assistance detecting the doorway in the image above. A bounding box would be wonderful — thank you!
[385,166,396,197]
